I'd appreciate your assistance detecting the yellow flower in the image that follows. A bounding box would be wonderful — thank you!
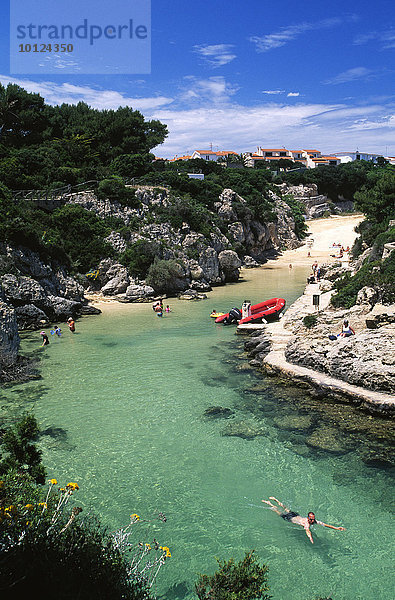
[25,504,34,510]
[160,545,171,558]
[130,513,140,521]
[49,478,58,485]
[66,482,79,491]
[145,543,151,551]
[38,502,47,508]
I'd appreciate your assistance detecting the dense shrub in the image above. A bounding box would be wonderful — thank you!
[0,472,152,600]
[331,251,395,308]
[145,258,184,293]
[0,413,45,484]
[303,314,318,328]
[195,551,271,600]
[120,239,162,278]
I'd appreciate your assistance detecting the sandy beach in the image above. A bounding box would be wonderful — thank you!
[267,213,364,268]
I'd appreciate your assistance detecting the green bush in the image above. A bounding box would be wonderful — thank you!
[121,239,162,278]
[0,473,152,600]
[303,314,318,328]
[97,178,139,208]
[195,551,271,600]
[331,251,395,308]
[0,413,45,484]
[145,258,184,293]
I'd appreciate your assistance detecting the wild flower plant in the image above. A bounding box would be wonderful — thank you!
[112,510,171,588]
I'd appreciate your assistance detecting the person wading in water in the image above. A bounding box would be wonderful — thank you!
[262,497,345,544]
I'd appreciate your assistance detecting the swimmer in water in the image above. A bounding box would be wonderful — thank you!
[262,497,345,544]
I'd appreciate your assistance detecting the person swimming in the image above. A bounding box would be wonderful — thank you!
[262,497,345,544]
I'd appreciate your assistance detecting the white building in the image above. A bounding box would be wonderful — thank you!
[190,150,238,162]
[333,151,383,164]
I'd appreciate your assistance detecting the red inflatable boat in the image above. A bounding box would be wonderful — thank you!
[215,298,286,324]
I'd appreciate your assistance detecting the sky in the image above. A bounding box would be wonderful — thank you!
[1,0,394,158]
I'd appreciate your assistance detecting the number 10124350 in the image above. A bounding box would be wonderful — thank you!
[19,43,74,52]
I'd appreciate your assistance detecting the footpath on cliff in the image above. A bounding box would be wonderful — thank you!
[239,213,395,414]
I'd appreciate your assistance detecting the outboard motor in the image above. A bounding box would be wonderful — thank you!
[223,307,242,325]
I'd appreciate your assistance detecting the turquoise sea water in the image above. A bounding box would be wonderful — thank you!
[2,264,394,600]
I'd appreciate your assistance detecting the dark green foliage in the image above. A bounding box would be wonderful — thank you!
[195,551,271,600]
[146,258,184,294]
[354,170,395,223]
[0,472,152,600]
[282,194,308,239]
[0,83,167,189]
[303,314,318,328]
[156,194,217,236]
[49,204,115,272]
[121,239,162,278]
[110,153,154,178]
[331,251,395,308]
[97,177,139,208]
[0,413,45,483]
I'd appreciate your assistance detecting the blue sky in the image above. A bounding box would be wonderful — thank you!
[1,0,394,158]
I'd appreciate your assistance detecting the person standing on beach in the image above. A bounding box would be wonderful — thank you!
[262,497,345,544]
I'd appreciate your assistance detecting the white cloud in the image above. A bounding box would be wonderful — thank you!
[151,102,394,158]
[250,17,342,52]
[323,67,374,85]
[193,44,236,67]
[262,90,285,95]
[287,92,300,97]
[353,29,395,49]
[180,76,239,104]
[0,75,174,111]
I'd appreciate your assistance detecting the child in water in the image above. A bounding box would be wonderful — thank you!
[40,331,49,346]
[165,305,171,313]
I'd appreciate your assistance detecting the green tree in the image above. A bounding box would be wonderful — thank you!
[354,170,395,223]
[195,551,271,600]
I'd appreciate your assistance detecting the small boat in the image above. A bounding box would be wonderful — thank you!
[215,298,286,325]
[210,311,226,318]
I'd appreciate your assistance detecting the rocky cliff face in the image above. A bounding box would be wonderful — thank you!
[0,300,20,367]
[72,186,301,301]
[275,183,354,219]
[0,243,100,331]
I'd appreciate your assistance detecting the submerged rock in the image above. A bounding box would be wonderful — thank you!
[221,419,267,440]
[273,414,313,432]
[203,406,235,419]
[305,427,353,454]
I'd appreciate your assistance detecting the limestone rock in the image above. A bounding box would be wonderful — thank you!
[218,250,242,282]
[124,284,155,301]
[306,427,353,454]
[0,301,20,366]
[178,289,207,301]
[243,255,259,268]
[15,304,49,329]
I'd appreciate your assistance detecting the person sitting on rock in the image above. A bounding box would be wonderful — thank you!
[338,319,355,337]
[262,497,345,544]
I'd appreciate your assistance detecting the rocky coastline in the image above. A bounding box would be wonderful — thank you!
[241,261,395,415]
[0,184,306,381]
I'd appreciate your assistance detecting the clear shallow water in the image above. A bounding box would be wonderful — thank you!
[2,265,394,600]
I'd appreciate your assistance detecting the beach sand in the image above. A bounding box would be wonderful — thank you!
[267,213,364,268]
